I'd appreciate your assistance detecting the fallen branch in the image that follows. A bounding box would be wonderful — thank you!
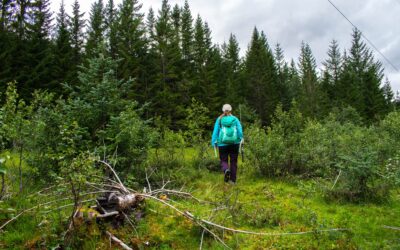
[383,225,400,231]
[98,160,128,193]
[199,217,349,236]
[141,194,231,249]
[106,231,133,250]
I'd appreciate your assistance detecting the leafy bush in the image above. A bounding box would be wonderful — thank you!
[247,105,400,201]
[247,103,304,177]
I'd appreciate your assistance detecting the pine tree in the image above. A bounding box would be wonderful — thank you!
[0,0,14,31]
[322,40,342,107]
[13,0,31,39]
[85,0,105,59]
[298,42,323,118]
[5,0,32,97]
[180,0,193,65]
[23,0,54,95]
[275,43,290,109]
[243,27,278,125]
[339,29,389,122]
[0,0,16,91]
[221,33,241,104]
[104,0,118,59]
[193,15,206,72]
[287,59,301,103]
[53,0,74,91]
[114,0,147,101]
[150,0,184,129]
[382,78,394,110]
[67,44,130,136]
[69,0,85,82]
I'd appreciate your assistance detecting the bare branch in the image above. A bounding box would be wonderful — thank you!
[106,231,133,250]
[383,225,400,231]
[98,160,128,193]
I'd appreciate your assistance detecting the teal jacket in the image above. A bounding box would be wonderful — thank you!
[211,115,243,147]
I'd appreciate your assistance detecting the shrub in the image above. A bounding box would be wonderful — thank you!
[247,103,304,177]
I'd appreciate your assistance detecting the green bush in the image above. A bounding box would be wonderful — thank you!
[247,105,400,202]
[99,103,157,180]
[247,103,304,177]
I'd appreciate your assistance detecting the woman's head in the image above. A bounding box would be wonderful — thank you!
[222,104,232,115]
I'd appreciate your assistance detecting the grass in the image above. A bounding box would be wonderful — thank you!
[1,148,400,249]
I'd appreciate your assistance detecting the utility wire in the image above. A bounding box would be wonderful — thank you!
[327,0,399,72]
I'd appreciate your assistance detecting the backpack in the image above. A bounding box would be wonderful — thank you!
[218,116,238,144]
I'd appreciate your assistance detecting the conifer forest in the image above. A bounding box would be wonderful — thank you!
[0,0,400,249]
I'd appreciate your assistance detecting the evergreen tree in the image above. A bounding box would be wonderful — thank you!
[243,27,278,125]
[322,39,342,106]
[5,0,32,97]
[151,0,184,129]
[180,0,194,65]
[298,42,323,118]
[382,77,394,111]
[275,43,290,109]
[193,15,206,72]
[23,0,54,95]
[53,0,74,93]
[0,0,16,92]
[69,0,85,81]
[67,45,130,136]
[0,0,14,31]
[221,33,241,104]
[114,0,147,101]
[287,59,301,103]
[338,29,389,122]
[104,0,118,59]
[85,0,105,59]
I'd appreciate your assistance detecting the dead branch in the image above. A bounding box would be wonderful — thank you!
[141,194,231,249]
[106,231,133,250]
[199,217,349,236]
[383,225,400,231]
[98,160,128,193]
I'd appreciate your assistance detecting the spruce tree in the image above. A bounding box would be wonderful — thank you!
[275,43,290,109]
[115,0,147,101]
[221,33,241,104]
[298,42,323,118]
[382,77,394,112]
[243,27,278,125]
[339,29,389,122]
[104,0,118,59]
[322,40,342,107]
[151,0,183,129]
[180,0,194,66]
[85,0,105,59]
[287,59,301,103]
[0,0,15,92]
[53,0,74,91]
[23,0,54,95]
[69,0,85,82]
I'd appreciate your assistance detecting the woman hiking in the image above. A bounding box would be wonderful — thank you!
[211,104,243,184]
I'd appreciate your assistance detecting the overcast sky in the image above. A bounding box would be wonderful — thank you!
[50,0,400,93]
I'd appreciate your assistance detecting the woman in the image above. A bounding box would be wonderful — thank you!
[211,104,243,183]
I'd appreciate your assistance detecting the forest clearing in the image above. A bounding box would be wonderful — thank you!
[1,0,400,249]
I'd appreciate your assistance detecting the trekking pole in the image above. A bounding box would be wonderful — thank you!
[214,143,218,158]
[240,139,244,162]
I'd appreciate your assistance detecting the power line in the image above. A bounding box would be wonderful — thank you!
[327,0,399,72]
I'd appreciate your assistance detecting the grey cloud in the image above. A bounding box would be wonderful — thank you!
[53,0,400,92]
